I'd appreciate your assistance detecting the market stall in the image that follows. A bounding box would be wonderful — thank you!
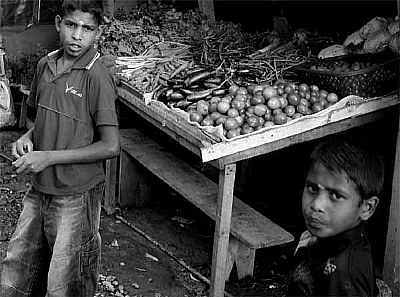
[2,0,399,295]
[97,2,400,296]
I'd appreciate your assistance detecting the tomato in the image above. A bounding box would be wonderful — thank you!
[284,84,294,94]
[263,121,275,128]
[284,105,296,117]
[189,111,203,123]
[298,83,309,93]
[326,93,339,103]
[264,113,273,122]
[253,104,269,117]
[278,97,288,109]
[241,124,254,135]
[235,115,244,126]
[310,85,319,93]
[320,98,328,107]
[252,85,264,94]
[224,117,239,130]
[226,128,241,139]
[201,116,214,126]
[258,116,265,127]
[229,85,239,95]
[263,86,278,99]
[292,112,303,119]
[251,95,266,105]
[220,96,232,104]
[274,114,288,125]
[215,115,227,126]
[298,90,307,99]
[259,81,272,89]
[247,83,257,94]
[287,93,300,107]
[246,115,260,128]
[277,87,285,96]
[235,87,248,96]
[299,98,310,107]
[227,108,240,118]
[197,99,209,106]
[210,111,222,121]
[312,102,324,113]
[234,94,247,102]
[267,97,281,110]
[197,103,209,115]
[217,101,230,114]
[231,99,246,111]
[309,95,320,105]
[209,102,218,113]
[210,96,220,104]
[297,104,311,115]
[272,108,283,115]
[319,90,328,100]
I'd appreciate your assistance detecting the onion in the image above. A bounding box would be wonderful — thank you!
[389,32,400,54]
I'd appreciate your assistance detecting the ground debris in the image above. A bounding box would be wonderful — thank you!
[96,273,131,297]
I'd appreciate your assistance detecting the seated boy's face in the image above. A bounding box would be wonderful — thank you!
[302,161,364,238]
[56,10,100,59]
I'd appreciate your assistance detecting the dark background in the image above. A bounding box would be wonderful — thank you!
[176,0,398,37]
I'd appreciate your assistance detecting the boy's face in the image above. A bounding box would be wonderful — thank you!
[55,10,101,60]
[302,161,375,238]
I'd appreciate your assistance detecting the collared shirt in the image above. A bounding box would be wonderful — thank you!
[286,224,378,296]
[27,46,118,195]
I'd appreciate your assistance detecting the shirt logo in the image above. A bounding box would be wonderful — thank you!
[65,83,83,98]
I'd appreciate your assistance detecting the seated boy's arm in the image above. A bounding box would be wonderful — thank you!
[13,125,120,174]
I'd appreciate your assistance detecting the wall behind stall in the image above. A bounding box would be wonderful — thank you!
[175,0,398,37]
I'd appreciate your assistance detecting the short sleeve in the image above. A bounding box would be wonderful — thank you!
[87,67,118,127]
[26,57,46,108]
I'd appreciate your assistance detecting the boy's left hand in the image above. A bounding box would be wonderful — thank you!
[12,151,50,174]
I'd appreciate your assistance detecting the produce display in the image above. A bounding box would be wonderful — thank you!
[319,14,400,58]
[184,81,338,139]
[4,0,397,141]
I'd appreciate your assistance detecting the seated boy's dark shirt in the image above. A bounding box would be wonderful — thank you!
[286,224,378,296]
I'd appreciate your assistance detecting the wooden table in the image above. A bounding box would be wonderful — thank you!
[117,83,400,296]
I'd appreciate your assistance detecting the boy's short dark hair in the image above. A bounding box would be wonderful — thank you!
[309,135,384,202]
[60,0,103,25]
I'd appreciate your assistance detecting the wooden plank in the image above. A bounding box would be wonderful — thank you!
[198,0,215,22]
[383,92,400,295]
[104,157,118,214]
[210,164,235,297]
[119,128,294,249]
[219,106,393,165]
[200,94,400,163]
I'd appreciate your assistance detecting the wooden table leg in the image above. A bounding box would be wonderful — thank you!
[383,112,400,295]
[210,163,236,297]
[104,156,118,214]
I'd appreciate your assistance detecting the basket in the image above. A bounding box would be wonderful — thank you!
[291,52,399,98]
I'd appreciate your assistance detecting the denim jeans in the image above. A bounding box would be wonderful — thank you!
[1,182,103,297]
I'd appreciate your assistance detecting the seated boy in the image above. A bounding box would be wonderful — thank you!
[286,135,384,296]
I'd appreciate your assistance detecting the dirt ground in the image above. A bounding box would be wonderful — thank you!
[0,127,291,297]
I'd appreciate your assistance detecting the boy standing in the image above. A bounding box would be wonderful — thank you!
[1,0,119,296]
[286,136,384,296]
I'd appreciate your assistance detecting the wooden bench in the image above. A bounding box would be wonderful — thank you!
[105,128,294,280]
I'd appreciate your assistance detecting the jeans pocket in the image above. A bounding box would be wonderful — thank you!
[80,232,101,296]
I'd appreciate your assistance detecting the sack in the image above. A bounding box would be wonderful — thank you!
[0,79,17,129]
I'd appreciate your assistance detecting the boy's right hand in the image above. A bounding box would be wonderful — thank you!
[12,137,33,159]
